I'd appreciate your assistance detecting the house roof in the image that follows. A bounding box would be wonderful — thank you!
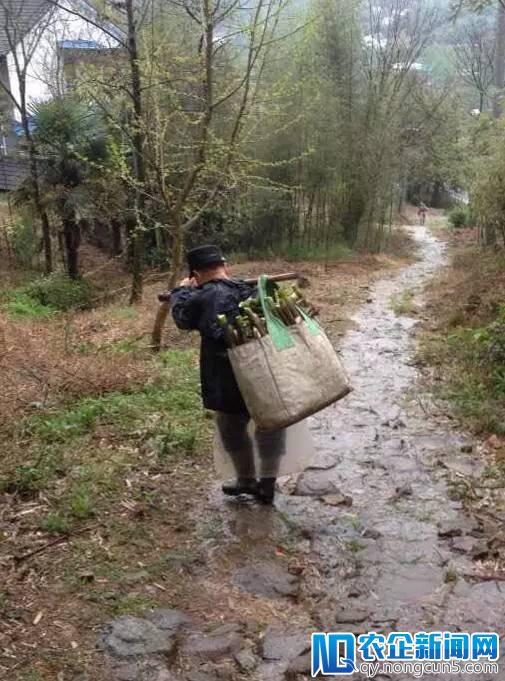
[0,0,125,58]
[0,0,52,57]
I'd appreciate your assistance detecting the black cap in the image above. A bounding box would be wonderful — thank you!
[187,245,226,273]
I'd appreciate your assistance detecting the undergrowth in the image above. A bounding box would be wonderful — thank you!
[1,350,210,528]
[1,273,94,319]
[421,301,505,435]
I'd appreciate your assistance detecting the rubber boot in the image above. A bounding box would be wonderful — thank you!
[255,477,276,504]
[222,478,258,497]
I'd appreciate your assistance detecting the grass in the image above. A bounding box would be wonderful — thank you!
[391,288,417,315]
[420,240,505,436]
[0,290,58,320]
[229,239,356,263]
[1,349,210,525]
[0,273,94,320]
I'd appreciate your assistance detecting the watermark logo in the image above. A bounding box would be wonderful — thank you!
[311,631,500,677]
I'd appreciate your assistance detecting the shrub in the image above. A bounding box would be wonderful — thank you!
[25,273,93,311]
[10,216,38,268]
[448,206,469,229]
[2,291,57,319]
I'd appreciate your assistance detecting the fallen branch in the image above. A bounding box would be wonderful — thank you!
[13,524,99,564]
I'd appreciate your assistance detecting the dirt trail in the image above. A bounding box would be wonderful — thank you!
[202,225,505,680]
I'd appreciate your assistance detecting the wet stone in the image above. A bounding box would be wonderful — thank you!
[321,492,353,507]
[451,536,477,554]
[391,483,413,501]
[285,651,311,678]
[101,617,176,658]
[261,626,310,661]
[233,561,300,598]
[144,609,192,633]
[305,453,340,470]
[112,658,179,681]
[294,472,341,497]
[234,648,258,672]
[184,671,219,681]
[362,527,382,540]
[335,606,370,624]
[256,661,288,681]
[438,522,463,539]
[181,631,242,661]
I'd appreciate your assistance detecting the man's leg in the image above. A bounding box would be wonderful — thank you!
[215,412,257,495]
[255,427,287,503]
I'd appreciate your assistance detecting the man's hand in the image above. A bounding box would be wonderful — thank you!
[179,277,196,287]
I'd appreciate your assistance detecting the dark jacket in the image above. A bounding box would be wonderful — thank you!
[171,278,254,413]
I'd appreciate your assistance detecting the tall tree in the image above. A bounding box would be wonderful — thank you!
[0,0,56,273]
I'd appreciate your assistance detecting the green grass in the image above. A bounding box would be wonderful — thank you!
[1,273,95,320]
[1,349,210,524]
[391,289,417,315]
[229,239,355,263]
[1,290,57,320]
[39,512,71,534]
[419,308,505,435]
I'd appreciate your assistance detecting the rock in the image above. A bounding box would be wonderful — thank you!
[261,626,310,662]
[234,648,258,672]
[101,617,176,658]
[294,473,340,497]
[256,661,288,681]
[181,631,242,661]
[460,444,473,454]
[233,561,300,598]
[145,609,192,633]
[396,483,413,497]
[304,455,338,471]
[321,493,353,507]
[382,418,406,429]
[335,606,370,624]
[451,536,476,554]
[362,527,382,540]
[112,658,179,681]
[286,652,311,678]
[438,523,463,539]
[347,586,363,598]
[208,622,242,636]
[390,483,413,502]
[123,570,150,584]
[471,540,489,560]
[185,672,218,681]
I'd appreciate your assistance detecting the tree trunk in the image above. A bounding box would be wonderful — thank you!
[23,117,52,274]
[169,222,184,288]
[62,213,81,279]
[493,2,505,118]
[111,218,122,256]
[126,0,146,304]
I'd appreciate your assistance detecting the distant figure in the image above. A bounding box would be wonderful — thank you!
[417,203,428,225]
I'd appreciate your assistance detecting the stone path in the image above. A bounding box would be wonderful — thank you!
[100,226,504,680]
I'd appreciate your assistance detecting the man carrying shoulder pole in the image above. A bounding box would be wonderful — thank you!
[170,244,286,504]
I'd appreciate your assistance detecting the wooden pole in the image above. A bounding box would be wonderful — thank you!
[151,272,299,351]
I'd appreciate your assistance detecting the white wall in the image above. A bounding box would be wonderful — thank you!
[7,0,120,120]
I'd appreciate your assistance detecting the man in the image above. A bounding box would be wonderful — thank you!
[171,245,286,504]
[417,203,428,225]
